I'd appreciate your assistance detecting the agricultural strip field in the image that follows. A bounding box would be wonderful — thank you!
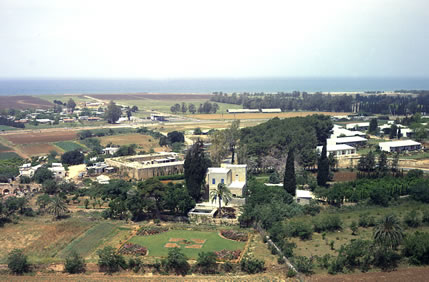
[98,133,160,151]
[0,125,19,131]
[54,141,86,152]
[189,111,353,120]
[0,143,12,152]
[3,130,78,144]
[0,95,53,110]
[20,143,62,156]
[128,229,245,259]
[0,216,94,264]
[0,152,21,159]
[57,222,120,259]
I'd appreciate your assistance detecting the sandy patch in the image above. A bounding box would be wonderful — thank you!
[164,243,180,248]
[185,244,203,249]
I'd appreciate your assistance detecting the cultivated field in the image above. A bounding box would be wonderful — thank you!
[128,229,246,259]
[0,152,21,159]
[3,131,78,144]
[190,111,353,120]
[0,216,94,264]
[20,143,62,156]
[98,133,160,151]
[54,141,86,152]
[0,95,53,110]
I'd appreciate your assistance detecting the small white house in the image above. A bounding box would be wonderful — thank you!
[379,140,422,153]
[261,108,282,113]
[102,147,119,155]
[48,163,66,179]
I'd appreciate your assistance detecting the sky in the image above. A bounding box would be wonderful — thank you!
[0,0,428,79]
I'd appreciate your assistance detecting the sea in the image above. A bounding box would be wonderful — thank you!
[0,77,428,96]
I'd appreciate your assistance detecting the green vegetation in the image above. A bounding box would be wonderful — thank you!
[0,152,21,160]
[0,125,19,131]
[7,249,30,274]
[128,229,245,259]
[55,141,86,152]
[58,222,119,258]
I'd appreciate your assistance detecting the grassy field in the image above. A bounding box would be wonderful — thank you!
[0,143,12,152]
[0,151,21,159]
[54,141,87,152]
[57,222,120,259]
[20,143,62,157]
[128,229,246,259]
[0,216,95,264]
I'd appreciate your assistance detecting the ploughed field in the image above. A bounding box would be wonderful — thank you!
[3,131,78,144]
[86,93,211,100]
[0,95,53,110]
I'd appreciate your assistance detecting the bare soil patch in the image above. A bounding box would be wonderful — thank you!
[4,131,77,144]
[190,111,353,120]
[185,244,203,249]
[169,238,185,242]
[0,96,53,110]
[87,93,211,101]
[332,171,357,182]
[191,239,206,244]
[20,143,62,156]
[164,243,179,248]
[309,266,429,282]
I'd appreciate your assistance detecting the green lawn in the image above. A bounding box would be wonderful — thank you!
[0,152,21,160]
[54,141,86,152]
[57,222,119,259]
[128,229,246,259]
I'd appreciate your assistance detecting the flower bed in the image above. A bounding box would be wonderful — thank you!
[137,225,168,236]
[119,243,147,256]
[220,230,249,242]
[214,249,241,261]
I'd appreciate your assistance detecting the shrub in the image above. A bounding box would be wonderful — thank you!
[316,254,332,269]
[222,261,234,273]
[220,230,249,242]
[97,246,127,274]
[350,221,358,235]
[7,249,30,275]
[403,231,429,265]
[369,186,390,206]
[409,181,429,203]
[404,210,421,228]
[118,243,147,256]
[287,268,297,277]
[214,249,241,261]
[277,256,285,264]
[313,215,342,233]
[137,225,168,236]
[286,221,313,240]
[65,251,86,274]
[293,256,314,274]
[240,256,264,274]
[195,252,217,274]
[423,209,429,224]
[359,213,376,227]
[303,200,321,216]
[337,239,372,272]
[162,248,190,276]
[373,247,401,271]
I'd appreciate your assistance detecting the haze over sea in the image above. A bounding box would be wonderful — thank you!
[0,78,428,96]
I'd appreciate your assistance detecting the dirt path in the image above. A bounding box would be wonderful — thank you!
[309,266,429,282]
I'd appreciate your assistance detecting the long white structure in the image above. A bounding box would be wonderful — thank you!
[317,144,356,157]
[379,140,422,152]
[327,136,367,146]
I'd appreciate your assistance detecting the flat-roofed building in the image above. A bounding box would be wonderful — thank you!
[226,109,259,113]
[317,144,356,157]
[105,152,184,180]
[261,108,281,113]
[379,140,422,153]
[346,122,370,131]
[207,164,247,197]
[327,136,367,147]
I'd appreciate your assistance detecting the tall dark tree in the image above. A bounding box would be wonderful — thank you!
[369,118,378,134]
[184,141,211,202]
[317,142,330,186]
[105,101,122,124]
[188,103,196,114]
[67,98,76,113]
[378,151,388,172]
[397,128,402,139]
[283,147,296,196]
[389,124,398,139]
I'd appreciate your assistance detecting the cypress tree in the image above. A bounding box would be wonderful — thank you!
[284,147,296,196]
[317,142,329,186]
[184,140,211,202]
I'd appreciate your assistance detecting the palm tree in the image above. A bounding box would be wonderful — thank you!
[47,196,69,220]
[373,214,404,249]
[210,183,232,218]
